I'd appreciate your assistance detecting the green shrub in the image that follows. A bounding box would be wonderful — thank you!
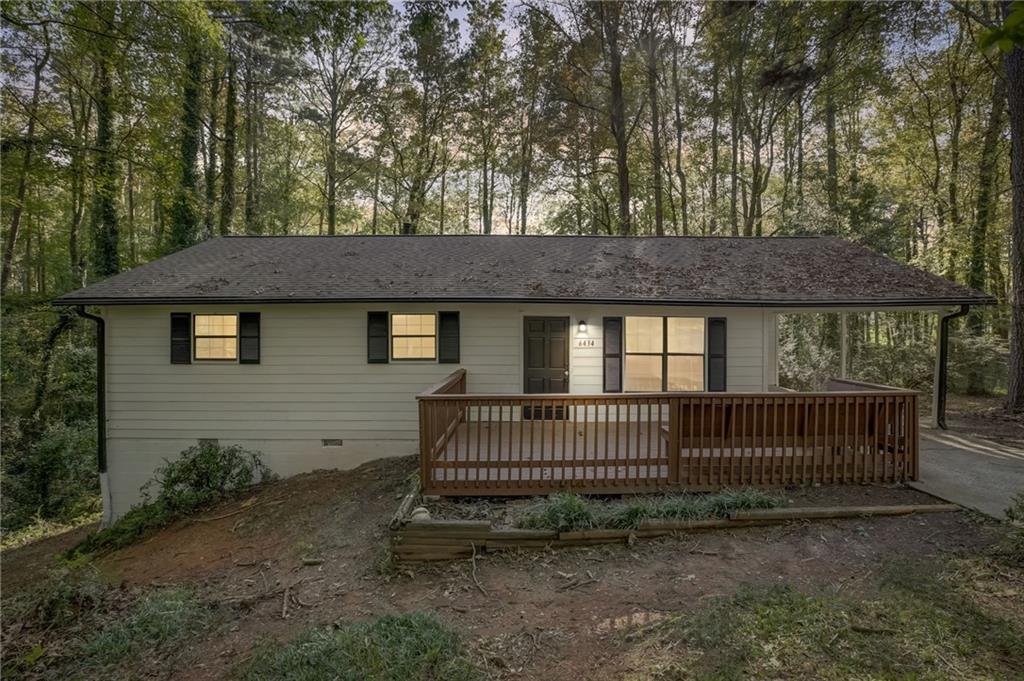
[992,492,1024,567]
[236,612,481,681]
[71,442,274,556]
[80,588,213,668]
[517,492,596,532]
[516,489,782,531]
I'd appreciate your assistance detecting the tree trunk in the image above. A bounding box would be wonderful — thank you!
[825,91,839,231]
[205,60,221,239]
[648,21,664,236]
[90,44,119,279]
[2,31,50,292]
[966,74,1005,372]
[1004,16,1024,412]
[169,45,203,252]
[220,56,236,236]
[600,2,631,235]
[709,55,719,235]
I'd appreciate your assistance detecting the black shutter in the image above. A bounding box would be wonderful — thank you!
[170,313,191,364]
[438,311,460,363]
[603,317,623,393]
[239,312,260,364]
[367,311,389,363]
[708,317,727,392]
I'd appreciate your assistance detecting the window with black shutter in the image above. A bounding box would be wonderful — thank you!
[239,312,261,364]
[603,317,623,392]
[170,313,191,364]
[367,311,389,363]
[438,311,460,363]
[707,317,727,392]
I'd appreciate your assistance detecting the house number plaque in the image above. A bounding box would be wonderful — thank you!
[573,338,599,349]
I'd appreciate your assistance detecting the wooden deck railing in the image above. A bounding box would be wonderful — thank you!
[417,370,919,496]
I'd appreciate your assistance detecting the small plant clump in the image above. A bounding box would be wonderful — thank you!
[236,612,481,681]
[992,491,1024,567]
[78,587,213,669]
[70,442,275,556]
[516,489,781,532]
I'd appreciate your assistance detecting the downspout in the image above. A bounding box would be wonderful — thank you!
[76,305,112,526]
[934,304,969,430]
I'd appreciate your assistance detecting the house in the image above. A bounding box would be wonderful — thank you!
[55,235,994,523]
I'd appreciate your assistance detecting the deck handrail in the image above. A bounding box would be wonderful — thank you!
[417,371,919,496]
[418,368,467,398]
[418,387,919,401]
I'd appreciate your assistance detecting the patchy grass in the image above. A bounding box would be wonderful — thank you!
[78,587,214,669]
[2,571,214,679]
[0,510,100,551]
[632,560,1024,680]
[516,489,781,532]
[3,564,107,632]
[235,612,481,681]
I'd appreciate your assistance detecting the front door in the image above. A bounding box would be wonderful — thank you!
[524,317,569,419]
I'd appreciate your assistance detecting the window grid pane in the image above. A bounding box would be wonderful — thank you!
[668,355,704,391]
[625,316,663,354]
[195,336,237,360]
[194,314,238,360]
[623,316,706,392]
[391,314,437,360]
[194,314,237,337]
[667,317,705,354]
[624,355,663,392]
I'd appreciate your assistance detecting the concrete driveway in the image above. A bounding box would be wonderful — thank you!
[913,428,1024,518]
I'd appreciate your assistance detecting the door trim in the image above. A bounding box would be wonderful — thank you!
[522,315,570,393]
[523,315,570,420]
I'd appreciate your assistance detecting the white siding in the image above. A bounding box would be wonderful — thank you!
[101,303,771,517]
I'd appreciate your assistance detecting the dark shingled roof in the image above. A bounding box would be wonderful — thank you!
[54,235,995,307]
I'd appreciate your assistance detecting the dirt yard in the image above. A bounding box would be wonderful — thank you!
[4,451,1022,680]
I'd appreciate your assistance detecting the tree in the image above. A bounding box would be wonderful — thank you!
[1001,6,1024,411]
[465,0,510,235]
[597,1,631,235]
[299,2,393,235]
[168,43,203,252]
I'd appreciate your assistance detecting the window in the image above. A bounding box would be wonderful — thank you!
[194,314,238,360]
[624,316,705,391]
[391,313,436,360]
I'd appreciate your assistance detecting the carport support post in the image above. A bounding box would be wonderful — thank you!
[931,305,970,429]
[840,313,848,379]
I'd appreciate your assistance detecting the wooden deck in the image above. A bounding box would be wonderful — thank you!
[418,371,919,496]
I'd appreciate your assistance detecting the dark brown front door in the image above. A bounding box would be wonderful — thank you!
[524,316,569,393]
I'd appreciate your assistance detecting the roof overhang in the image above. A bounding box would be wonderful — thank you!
[54,295,997,308]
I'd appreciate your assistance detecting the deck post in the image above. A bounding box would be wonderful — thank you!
[840,313,849,379]
[668,397,681,484]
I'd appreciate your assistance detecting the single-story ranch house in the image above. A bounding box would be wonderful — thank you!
[56,235,994,524]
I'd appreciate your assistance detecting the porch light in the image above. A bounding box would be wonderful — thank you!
[578,320,588,335]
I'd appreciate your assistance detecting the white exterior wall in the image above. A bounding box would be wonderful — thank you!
[101,302,774,518]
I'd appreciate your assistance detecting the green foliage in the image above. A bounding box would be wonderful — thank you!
[72,442,274,555]
[235,612,481,681]
[992,492,1024,567]
[517,492,596,532]
[980,1,1024,52]
[145,442,274,514]
[1,300,99,533]
[80,588,213,668]
[516,489,781,532]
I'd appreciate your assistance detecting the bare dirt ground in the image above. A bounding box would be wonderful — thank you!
[6,454,999,675]
[5,453,1009,680]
